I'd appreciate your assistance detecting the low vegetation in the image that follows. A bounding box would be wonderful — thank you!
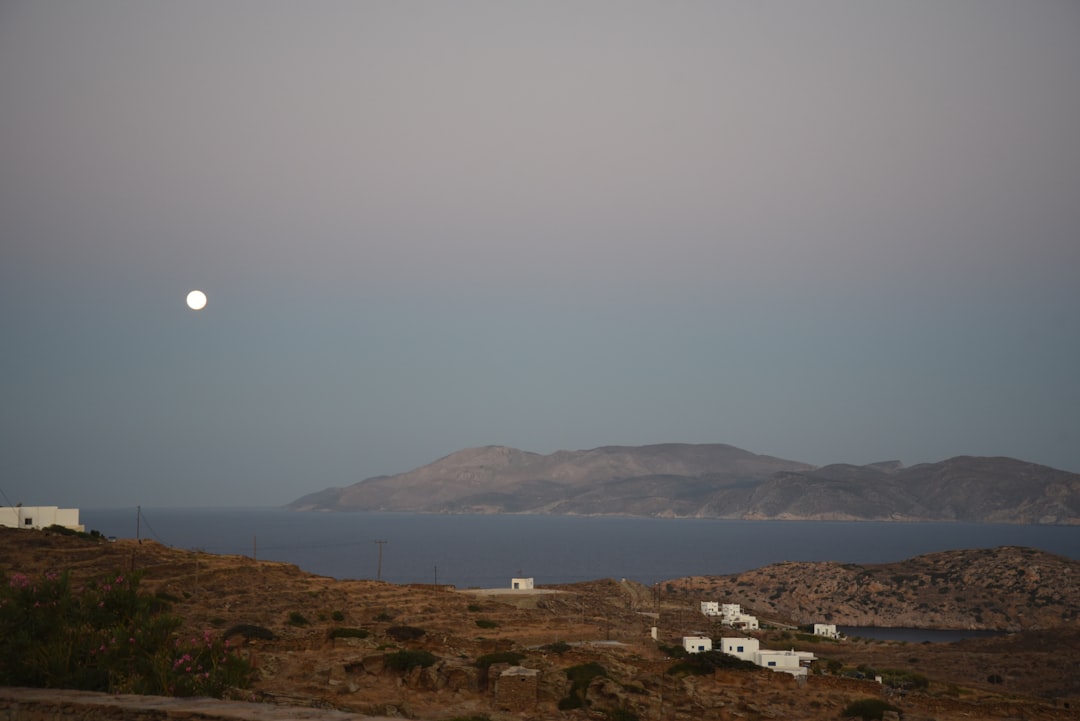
[0,570,251,698]
[386,624,426,641]
[558,661,607,710]
[383,649,438,671]
[841,698,902,720]
[328,627,370,640]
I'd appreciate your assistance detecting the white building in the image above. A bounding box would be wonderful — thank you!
[721,637,815,679]
[682,635,713,654]
[721,603,759,630]
[701,601,720,616]
[510,577,534,590]
[813,623,839,639]
[0,506,83,532]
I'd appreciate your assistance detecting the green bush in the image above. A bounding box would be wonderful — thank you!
[541,641,571,654]
[474,618,498,629]
[881,668,929,690]
[560,662,607,709]
[0,570,251,698]
[666,650,757,676]
[329,627,370,639]
[223,624,275,641]
[287,611,310,626]
[841,698,901,720]
[387,625,426,641]
[475,651,525,670]
[605,710,639,721]
[331,610,345,622]
[384,649,438,671]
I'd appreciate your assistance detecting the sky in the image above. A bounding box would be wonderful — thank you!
[2,1,1078,509]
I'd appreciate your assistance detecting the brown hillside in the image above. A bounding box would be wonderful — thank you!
[2,527,1077,720]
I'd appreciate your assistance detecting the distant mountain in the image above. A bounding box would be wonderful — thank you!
[287,444,1080,525]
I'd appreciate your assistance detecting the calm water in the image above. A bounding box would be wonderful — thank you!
[80,507,1080,589]
[838,627,1004,643]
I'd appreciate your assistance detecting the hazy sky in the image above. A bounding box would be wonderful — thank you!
[2,2,1078,508]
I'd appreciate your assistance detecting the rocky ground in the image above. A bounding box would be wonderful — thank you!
[2,527,1078,720]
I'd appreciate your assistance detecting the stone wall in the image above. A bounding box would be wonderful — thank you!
[0,687,396,721]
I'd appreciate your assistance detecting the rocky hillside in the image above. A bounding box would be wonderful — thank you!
[289,444,1080,524]
[3,527,1079,720]
[666,546,1080,632]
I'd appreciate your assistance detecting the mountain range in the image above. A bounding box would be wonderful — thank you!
[287,443,1080,524]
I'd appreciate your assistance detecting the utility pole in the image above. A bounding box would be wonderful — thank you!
[374,540,387,581]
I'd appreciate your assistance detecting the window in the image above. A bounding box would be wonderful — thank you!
[24,518,33,526]
[736,645,744,653]
[768,661,776,667]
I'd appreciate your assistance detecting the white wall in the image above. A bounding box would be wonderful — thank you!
[720,637,759,661]
[0,506,83,532]
[682,636,712,653]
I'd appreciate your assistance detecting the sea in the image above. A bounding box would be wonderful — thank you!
[81,507,1080,591]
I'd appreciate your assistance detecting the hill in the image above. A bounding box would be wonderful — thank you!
[289,444,1080,524]
[2,527,1078,720]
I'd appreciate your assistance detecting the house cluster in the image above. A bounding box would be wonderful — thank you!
[700,601,759,630]
[0,506,83,532]
[684,601,841,678]
[681,635,816,679]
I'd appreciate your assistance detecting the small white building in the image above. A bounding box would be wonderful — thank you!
[701,601,720,616]
[813,623,839,639]
[0,506,83,532]
[720,636,759,661]
[721,637,815,679]
[720,603,759,630]
[682,635,713,654]
[510,577,534,590]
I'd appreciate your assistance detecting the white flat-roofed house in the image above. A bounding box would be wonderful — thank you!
[511,577,534,590]
[756,649,816,678]
[701,601,720,616]
[720,603,759,630]
[814,623,839,639]
[0,506,83,532]
[721,636,815,678]
[682,636,713,654]
[720,636,759,661]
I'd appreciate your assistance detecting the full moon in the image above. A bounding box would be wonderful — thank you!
[185,290,207,310]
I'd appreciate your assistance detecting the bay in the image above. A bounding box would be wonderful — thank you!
[838,627,1004,643]
[81,508,1080,589]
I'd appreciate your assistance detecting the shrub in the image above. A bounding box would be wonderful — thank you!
[383,649,437,671]
[475,651,525,670]
[0,570,251,698]
[841,698,901,720]
[881,669,929,690]
[474,618,498,629]
[386,625,426,641]
[287,611,309,626]
[667,650,757,676]
[329,627,370,639]
[541,641,571,654]
[559,662,606,708]
[331,610,345,622]
[467,604,483,612]
[605,710,639,721]
[223,624,275,641]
